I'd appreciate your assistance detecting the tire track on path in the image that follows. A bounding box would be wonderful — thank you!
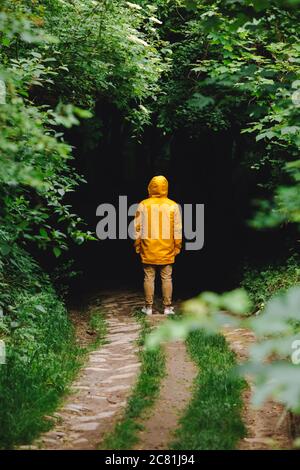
[21,291,143,450]
[134,314,197,450]
[223,325,292,450]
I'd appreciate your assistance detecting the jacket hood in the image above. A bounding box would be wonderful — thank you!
[148,175,168,198]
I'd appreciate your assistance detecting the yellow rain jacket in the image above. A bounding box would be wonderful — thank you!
[134,176,182,265]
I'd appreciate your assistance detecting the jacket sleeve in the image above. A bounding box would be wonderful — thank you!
[134,203,143,253]
[174,203,182,255]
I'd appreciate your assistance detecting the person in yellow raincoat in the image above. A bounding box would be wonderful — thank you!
[134,175,182,315]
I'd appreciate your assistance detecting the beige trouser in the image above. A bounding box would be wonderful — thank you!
[143,264,173,307]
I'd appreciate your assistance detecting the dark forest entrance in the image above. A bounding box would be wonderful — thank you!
[66,101,279,299]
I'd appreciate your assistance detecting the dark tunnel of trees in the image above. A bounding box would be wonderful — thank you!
[65,100,294,299]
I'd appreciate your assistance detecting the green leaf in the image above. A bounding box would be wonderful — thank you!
[1,37,11,47]
[53,247,61,258]
[35,305,47,314]
[221,289,252,314]
[39,228,48,239]
[0,244,11,256]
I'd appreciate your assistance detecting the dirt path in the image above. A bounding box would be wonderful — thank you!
[134,312,197,450]
[19,291,196,451]
[223,326,292,450]
[21,291,143,450]
[19,290,292,450]
[34,293,196,451]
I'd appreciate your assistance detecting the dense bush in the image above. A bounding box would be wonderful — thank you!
[136,0,300,229]
[0,0,167,259]
[0,0,169,448]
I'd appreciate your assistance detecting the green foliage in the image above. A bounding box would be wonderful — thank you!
[0,2,95,263]
[149,285,300,417]
[1,0,167,264]
[1,0,300,447]
[243,287,300,413]
[0,235,108,448]
[172,330,246,450]
[88,309,107,350]
[242,255,300,309]
[142,0,300,229]
[146,288,251,350]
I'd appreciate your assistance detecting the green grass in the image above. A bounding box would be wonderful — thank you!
[88,309,108,350]
[0,303,107,450]
[101,311,166,450]
[0,291,81,449]
[171,330,246,450]
[0,245,107,449]
[242,255,300,309]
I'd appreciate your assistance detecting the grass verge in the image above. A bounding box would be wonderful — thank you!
[0,244,107,449]
[0,304,107,450]
[0,291,81,449]
[171,330,246,450]
[101,311,165,450]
